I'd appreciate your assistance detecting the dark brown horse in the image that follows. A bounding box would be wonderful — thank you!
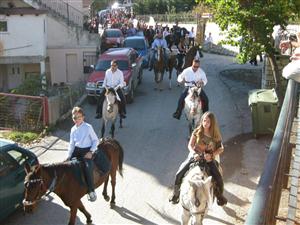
[23,137,124,225]
[168,53,178,89]
[183,45,204,69]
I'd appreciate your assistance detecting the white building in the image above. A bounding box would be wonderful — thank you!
[0,0,99,92]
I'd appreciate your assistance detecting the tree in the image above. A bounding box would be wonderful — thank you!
[197,0,300,103]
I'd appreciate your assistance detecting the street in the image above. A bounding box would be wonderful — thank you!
[2,53,271,225]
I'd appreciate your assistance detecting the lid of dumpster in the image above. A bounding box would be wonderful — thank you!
[248,88,278,106]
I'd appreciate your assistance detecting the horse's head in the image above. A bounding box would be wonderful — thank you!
[187,86,202,115]
[23,163,47,213]
[105,88,117,113]
[180,166,213,225]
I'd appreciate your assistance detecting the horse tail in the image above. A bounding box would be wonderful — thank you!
[111,138,124,177]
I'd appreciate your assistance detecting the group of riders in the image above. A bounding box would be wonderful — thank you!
[68,15,228,208]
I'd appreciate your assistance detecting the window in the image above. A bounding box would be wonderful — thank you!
[0,153,16,176]
[0,21,7,32]
[7,149,28,166]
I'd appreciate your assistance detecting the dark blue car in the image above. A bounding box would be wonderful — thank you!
[123,36,150,68]
[0,138,38,221]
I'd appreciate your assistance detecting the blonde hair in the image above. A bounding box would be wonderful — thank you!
[193,111,222,142]
[72,106,84,116]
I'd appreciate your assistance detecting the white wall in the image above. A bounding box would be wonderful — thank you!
[0,14,47,57]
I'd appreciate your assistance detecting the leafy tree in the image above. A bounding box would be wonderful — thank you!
[197,0,300,103]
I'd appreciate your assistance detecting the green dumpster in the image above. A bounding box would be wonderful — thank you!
[248,89,279,137]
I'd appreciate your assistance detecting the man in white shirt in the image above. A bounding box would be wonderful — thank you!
[67,106,99,202]
[173,59,209,119]
[148,31,169,71]
[96,60,126,119]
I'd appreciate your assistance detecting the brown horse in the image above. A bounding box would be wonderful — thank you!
[183,45,204,69]
[168,52,178,89]
[23,137,124,225]
[153,46,166,91]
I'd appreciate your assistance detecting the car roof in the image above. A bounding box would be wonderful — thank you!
[0,138,17,150]
[124,36,145,41]
[101,48,134,58]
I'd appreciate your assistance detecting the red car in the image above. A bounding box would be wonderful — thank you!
[100,28,124,52]
[86,48,143,104]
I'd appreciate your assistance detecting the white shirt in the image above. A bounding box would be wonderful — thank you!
[188,30,195,38]
[177,67,207,87]
[102,68,125,88]
[68,122,99,158]
[151,38,168,49]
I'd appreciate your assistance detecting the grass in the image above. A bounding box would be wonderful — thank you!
[0,130,39,144]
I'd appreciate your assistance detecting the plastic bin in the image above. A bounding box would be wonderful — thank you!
[248,89,279,137]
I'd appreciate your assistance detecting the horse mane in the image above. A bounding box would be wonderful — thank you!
[106,88,116,96]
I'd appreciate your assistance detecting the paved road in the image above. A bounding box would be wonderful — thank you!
[2,53,271,225]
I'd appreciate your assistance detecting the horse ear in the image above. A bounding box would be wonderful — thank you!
[24,162,31,174]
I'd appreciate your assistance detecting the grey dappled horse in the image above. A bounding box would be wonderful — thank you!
[180,166,213,225]
[101,88,123,138]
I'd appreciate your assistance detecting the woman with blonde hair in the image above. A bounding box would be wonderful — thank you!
[169,111,227,206]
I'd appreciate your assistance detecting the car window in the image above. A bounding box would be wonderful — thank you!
[95,60,129,71]
[124,39,146,50]
[6,149,30,166]
[0,153,17,177]
[105,30,122,38]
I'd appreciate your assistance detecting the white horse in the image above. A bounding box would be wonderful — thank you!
[184,85,203,135]
[180,166,213,225]
[101,88,123,138]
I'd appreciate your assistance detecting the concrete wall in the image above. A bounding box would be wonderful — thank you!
[0,64,8,92]
[262,55,289,89]
[47,47,96,84]
[0,14,47,57]
[48,95,61,125]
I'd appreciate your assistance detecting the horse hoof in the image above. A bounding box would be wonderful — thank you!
[159,89,163,91]
[86,218,92,225]
[103,195,110,202]
[110,202,116,208]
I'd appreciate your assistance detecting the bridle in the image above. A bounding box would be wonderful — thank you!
[181,188,208,217]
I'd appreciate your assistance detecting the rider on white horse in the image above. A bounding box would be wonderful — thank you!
[148,30,169,71]
[173,59,209,120]
[95,60,126,119]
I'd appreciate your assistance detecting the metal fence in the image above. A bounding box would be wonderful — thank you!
[136,13,198,24]
[245,79,298,224]
[0,93,48,132]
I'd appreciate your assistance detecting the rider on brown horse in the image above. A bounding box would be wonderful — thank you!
[67,106,99,202]
[148,31,169,72]
[173,59,209,120]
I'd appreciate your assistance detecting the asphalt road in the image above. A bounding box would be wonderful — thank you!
[2,53,271,225]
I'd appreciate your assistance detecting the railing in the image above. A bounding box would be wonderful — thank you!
[33,0,84,28]
[245,79,298,224]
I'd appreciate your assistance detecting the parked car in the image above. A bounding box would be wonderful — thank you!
[100,28,125,53]
[86,47,143,104]
[0,138,38,222]
[123,36,150,68]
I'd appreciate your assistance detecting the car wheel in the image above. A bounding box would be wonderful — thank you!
[87,96,96,105]
[126,86,134,104]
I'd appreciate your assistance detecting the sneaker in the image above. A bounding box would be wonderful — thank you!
[148,67,153,71]
[95,114,102,119]
[87,191,97,202]
[172,112,180,120]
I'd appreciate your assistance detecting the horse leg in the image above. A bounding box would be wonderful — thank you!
[102,176,110,202]
[101,121,105,138]
[169,69,172,90]
[181,208,190,225]
[119,117,123,128]
[159,72,164,91]
[111,123,115,138]
[110,169,117,207]
[78,200,92,224]
[68,206,78,225]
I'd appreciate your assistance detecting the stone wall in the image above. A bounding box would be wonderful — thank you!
[262,55,290,89]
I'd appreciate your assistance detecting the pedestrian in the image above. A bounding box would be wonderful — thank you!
[206,32,213,50]
[95,60,126,119]
[188,26,195,49]
[172,58,209,120]
[169,111,227,206]
[66,106,99,202]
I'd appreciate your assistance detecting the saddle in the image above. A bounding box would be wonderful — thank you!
[69,149,112,187]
